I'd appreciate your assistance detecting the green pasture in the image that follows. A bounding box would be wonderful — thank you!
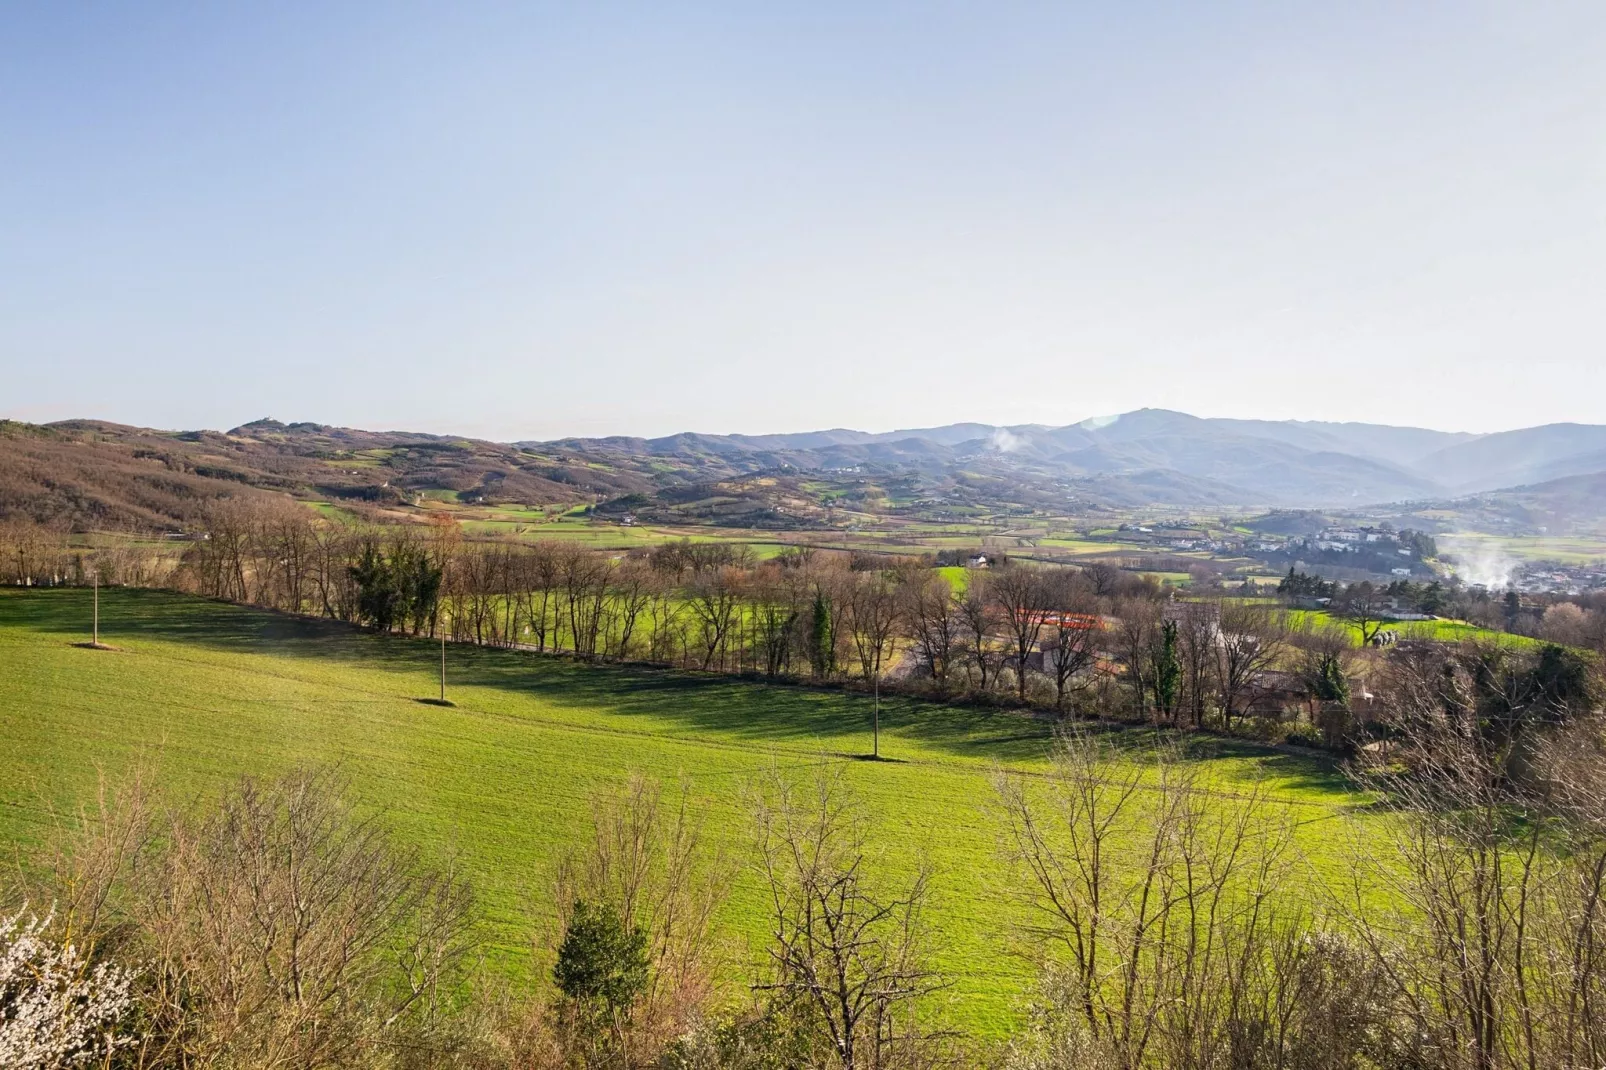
[1440,533,1606,565]
[1284,608,1538,649]
[0,589,1377,1036]
[1141,570,1193,585]
[1034,539,1136,556]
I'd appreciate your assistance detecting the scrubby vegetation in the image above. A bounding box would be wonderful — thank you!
[8,699,1606,1068]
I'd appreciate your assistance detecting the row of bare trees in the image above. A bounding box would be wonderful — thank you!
[160,502,1382,735]
[13,499,1334,737]
[56,499,1603,748]
[425,540,1144,710]
[160,501,1166,700]
[0,518,173,589]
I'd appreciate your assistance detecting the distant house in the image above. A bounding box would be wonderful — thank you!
[1391,567,1412,577]
[1023,631,1105,674]
[1162,601,1221,636]
[1243,670,1312,720]
[1163,600,1213,622]
[966,554,990,569]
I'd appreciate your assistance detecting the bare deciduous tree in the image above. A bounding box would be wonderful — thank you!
[991,567,1055,704]
[843,570,903,683]
[1345,657,1606,1070]
[752,765,950,1070]
[132,767,477,1069]
[1215,601,1289,732]
[994,727,1320,1070]
[898,567,961,691]
[1334,582,1388,648]
[1043,573,1101,714]
[687,565,745,670]
[957,580,1000,694]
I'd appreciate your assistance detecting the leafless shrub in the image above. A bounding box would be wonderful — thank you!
[1346,655,1606,1070]
[993,726,1398,1069]
[20,767,156,965]
[127,767,475,1069]
[750,765,952,1070]
[534,774,732,1068]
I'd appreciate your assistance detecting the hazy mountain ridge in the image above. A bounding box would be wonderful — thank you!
[7,410,1606,532]
[1415,424,1606,493]
[536,408,1603,508]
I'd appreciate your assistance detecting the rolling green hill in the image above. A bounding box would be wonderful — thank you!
[0,588,1375,1035]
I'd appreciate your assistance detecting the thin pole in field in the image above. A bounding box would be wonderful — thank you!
[92,569,99,647]
[440,615,448,703]
[873,669,880,759]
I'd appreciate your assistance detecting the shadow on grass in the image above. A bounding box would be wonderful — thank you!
[1,588,1351,787]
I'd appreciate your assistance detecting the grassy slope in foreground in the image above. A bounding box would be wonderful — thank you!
[0,588,1370,1036]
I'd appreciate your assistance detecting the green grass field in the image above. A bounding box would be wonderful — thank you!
[0,588,1375,1035]
[1440,533,1606,565]
[1284,608,1540,649]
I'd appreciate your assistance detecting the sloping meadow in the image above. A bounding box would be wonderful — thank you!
[0,587,1377,1039]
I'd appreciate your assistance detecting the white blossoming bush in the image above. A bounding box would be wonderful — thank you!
[0,907,137,1069]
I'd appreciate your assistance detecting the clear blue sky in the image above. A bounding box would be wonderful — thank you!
[3,2,1603,440]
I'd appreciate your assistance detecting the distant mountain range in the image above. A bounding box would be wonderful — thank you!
[535,408,1606,512]
[5,410,1606,533]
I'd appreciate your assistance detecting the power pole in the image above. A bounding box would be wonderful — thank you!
[440,614,448,703]
[92,569,99,647]
[873,669,880,759]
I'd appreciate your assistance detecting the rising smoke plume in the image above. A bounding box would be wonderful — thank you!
[1440,536,1520,589]
[988,428,1024,453]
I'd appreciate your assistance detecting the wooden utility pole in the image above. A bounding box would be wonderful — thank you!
[92,570,99,647]
[873,670,880,759]
[439,613,448,703]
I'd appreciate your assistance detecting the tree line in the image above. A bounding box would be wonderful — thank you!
[10,498,1606,751]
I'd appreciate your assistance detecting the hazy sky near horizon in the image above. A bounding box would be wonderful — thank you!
[3,2,1604,441]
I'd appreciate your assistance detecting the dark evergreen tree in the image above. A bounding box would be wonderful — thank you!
[1312,652,1350,705]
[349,539,441,634]
[1154,619,1181,720]
[350,542,402,631]
[809,586,835,678]
[553,898,650,1011]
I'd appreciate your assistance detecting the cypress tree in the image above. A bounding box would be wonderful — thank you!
[809,586,835,678]
[1155,619,1181,719]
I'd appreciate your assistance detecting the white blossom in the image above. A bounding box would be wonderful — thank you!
[0,906,137,1069]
